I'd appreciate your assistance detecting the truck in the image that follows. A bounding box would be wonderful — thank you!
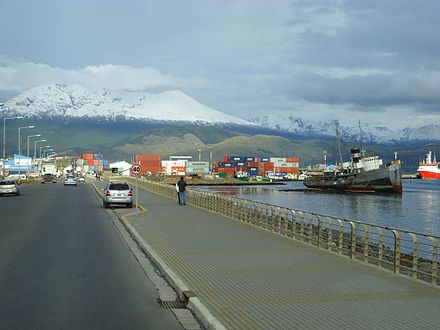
[42,163,57,175]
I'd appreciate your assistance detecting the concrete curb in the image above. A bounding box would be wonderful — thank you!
[187,298,227,330]
[90,182,226,330]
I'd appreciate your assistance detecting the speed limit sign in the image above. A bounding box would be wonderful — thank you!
[131,163,143,176]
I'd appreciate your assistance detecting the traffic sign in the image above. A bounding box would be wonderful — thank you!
[131,163,143,176]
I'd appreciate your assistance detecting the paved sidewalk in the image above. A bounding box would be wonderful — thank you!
[96,180,440,329]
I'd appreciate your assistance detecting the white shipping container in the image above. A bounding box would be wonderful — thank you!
[187,161,209,168]
[275,162,297,168]
[162,160,186,167]
[270,157,287,163]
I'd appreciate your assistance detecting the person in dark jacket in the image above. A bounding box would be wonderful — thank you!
[177,176,187,206]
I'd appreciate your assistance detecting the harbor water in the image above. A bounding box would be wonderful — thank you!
[197,180,440,237]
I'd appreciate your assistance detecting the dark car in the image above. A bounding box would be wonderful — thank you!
[41,173,57,184]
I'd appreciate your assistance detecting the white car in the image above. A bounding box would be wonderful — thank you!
[7,174,27,180]
[64,175,77,186]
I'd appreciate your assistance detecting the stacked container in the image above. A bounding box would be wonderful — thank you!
[136,155,162,174]
[77,152,109,173]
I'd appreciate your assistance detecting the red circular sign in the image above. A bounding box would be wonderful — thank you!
[131,163,143,175]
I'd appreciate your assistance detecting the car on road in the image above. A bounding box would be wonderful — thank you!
[0,180,20,196]
[77,176,85,183]
[102,182,133,208]
[64,175,77,186]
[6,174,27,180]
[41,173,57,184]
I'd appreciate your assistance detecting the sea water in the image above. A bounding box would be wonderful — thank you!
[198,180,440,237]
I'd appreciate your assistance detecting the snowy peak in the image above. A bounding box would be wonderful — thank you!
[249,115,440,144]
[2,84,251,125]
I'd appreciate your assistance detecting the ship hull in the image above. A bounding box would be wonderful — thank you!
[417,170,440,179]
[304,164,402,194]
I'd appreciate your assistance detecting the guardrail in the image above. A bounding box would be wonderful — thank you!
[121,176,439,287]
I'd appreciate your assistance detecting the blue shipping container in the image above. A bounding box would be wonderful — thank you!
[227,156,245,162]
[260,157,270,162]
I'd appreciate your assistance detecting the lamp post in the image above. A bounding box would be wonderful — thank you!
[39,145,50,159]
[3,115,23,161]
[27,134,41,157]
[18,125,34,155]
[198,149,202,161]
[43,148,53,158]
[34,139,46,159]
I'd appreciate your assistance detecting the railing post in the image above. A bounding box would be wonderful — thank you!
[391,229,401,274]
[408,233,418,279]
[429,237,438,285]
[338,219,344,255]
[299,211,305,241]
[363,224,369,263]
[349,221,357,259]
[284,208,289,236]
[377,227,384,267]
[327,217,333,251]
[315,215,322,248]
[291,210,297,239]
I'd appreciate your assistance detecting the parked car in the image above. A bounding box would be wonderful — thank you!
[0,180,20,196]
[6,174,27,180]
[64,175,77,186]
[41,173,57,184]
[102,182,133,208]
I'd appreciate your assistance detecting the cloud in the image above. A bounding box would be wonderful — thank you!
[1,1,440,129]
[0,56,208,92]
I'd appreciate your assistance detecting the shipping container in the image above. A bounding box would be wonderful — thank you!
[227,156,245,162]
[270,157,287,163]
[136,154,161,161]
[246,161,259,167]
[286,157,300,163]
[275,167,299,174]
[245,157,255,162]
[275,162,295,168]
[187,161,209,168]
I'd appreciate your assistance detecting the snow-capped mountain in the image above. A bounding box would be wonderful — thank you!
[249,115,440,145]
[1,84,251,125]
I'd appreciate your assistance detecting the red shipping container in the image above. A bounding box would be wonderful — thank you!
[275,167,299,174]
[136,154,161,162]
[246,161,259,167]
[286,157,300,163]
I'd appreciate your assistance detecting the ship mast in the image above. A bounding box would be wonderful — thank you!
[335,120,343,164]
[358,120,365,157]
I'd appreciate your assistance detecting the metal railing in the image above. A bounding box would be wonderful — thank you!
[122,176,439,287]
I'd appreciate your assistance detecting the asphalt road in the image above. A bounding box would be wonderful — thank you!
[0,181,182,329]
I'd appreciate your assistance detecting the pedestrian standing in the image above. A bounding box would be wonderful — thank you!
[177,176,187,206]
[175,182,180,204]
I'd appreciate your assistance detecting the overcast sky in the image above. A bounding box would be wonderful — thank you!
[1,0,440,128]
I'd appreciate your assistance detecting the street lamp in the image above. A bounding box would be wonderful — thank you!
[18,125,34,155]
[40,145,50,159]
[34,139,46,159]
[27,134,41,157]
[43,149,53,158]
[3,116,23,161]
